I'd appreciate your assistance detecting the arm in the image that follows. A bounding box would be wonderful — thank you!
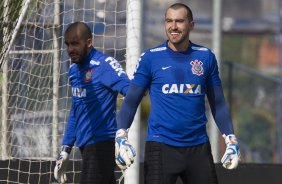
[62,105,76,147]
[207,85,240,169]
[115,51,151,170]
[115,84,146,170]
[54,104,76,183]
[117,84,147,129]
[206,85,234,135]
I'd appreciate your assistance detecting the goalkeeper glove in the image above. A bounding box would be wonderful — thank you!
[115,129,136,170]
[221,134,240,169]
[54,145,71,183]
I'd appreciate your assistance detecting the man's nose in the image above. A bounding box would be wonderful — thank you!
[67,45,74,53]
[171,21,177,30]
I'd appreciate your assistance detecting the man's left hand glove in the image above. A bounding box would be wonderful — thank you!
[54,145,71,183]
[115,129,136,170]
[221,134,240,169]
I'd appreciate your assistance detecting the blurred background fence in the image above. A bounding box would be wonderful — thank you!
[222,60,282,163]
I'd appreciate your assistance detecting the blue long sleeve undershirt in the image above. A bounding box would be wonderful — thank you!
[207,85,234,135]
[117,84,146,129]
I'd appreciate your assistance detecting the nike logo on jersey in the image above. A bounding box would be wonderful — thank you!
[162,84,201,94]
[162,66,171,70]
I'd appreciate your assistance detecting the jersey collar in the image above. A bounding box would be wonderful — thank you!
[166,40,193,54]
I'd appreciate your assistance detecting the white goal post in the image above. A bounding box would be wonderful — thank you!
[0,0,141,183]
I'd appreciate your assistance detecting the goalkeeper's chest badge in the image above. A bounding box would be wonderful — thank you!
[84,68,94,82]
[190,60,204,76]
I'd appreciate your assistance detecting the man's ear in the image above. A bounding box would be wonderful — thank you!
[87,38,93,48]
[189,21,195,30]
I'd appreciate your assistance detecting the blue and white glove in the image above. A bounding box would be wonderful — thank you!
[115,129,136,170]
[54,145,71,183]
[221,134,240,169]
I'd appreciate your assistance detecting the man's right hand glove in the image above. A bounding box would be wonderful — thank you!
[115,129,136,170]
[221,134,240,169]
[54,145,71,183]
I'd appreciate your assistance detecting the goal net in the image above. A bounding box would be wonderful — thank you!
[0,0,132,183]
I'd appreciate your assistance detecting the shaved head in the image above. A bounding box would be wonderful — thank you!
[166,3,193,21]
[65,22,92,41]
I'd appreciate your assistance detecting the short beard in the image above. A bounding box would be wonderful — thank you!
[73,44,89,64]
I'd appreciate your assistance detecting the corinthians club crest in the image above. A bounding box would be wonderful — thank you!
[84,68,94,82]
[190,60,204,76]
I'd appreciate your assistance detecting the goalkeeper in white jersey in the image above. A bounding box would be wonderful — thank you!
[115,3,240,184]
[53,22,130,184]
